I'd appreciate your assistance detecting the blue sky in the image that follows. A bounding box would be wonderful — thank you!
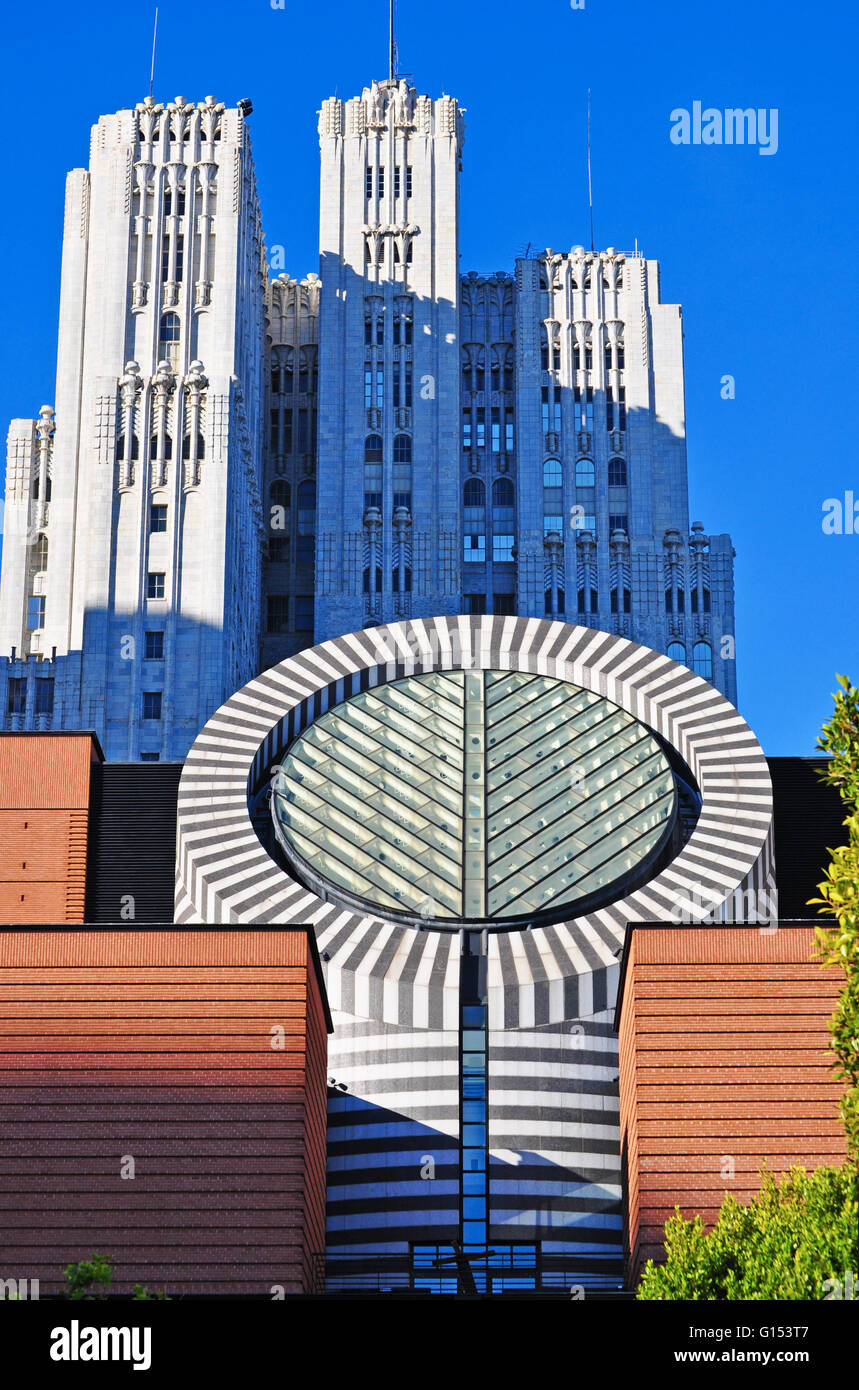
[1,0,856,754]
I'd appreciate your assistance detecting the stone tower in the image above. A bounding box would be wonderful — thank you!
[314,79,465,639]
[0,95,267,758]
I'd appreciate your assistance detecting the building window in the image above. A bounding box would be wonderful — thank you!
[610,587,631,614]
[149,433,172,461]
[30,675,52,716]
[182,432,205,461]
[475,409,485,449]
[158,312,180,367]
[545,588,566,616]
[393,435,412,510]
[392,565,412,594]
[145,630,164,659]
[146,572,165,599]
[297,480,316,565]
[608,457,627,486]
[142,691,162,720]
[493,593,516,616]
[268,536,288,562]
[691,587,711,614]
[362,565,383,594]
[378,168,385,198]
[406,166,412,197]
[31,534,49,570]
[466,594,486,615]
[7,677,26,715]
[693,641,713,680]
[394,166,401,199]
[505,417,514,452]
[27,595,45,629]
[393,434,412,464]
[464,534,486,563]
[609,514,628,533]
[140,752,160,762]
[492,535,514,563]
[462,412,472,450]
[150,503,168,533]
[267,595,289,633]
[295,596,314,632]
[117,433,139,462]
[271,479,290,508]
[364,461,382,509]
[365,168,373,199]
[667,641,686,664]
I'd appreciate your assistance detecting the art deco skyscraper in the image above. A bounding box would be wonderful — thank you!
[0,95,267,758]
[312,78,465,640]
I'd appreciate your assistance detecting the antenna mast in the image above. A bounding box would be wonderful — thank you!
[389,0,395,82]
[149,7,159,99]
[587,88,595,252]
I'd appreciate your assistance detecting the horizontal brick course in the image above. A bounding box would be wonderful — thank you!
[618,927,847,1288]
[0,929,329,1295]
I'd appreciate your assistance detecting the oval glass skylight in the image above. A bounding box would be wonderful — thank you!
[270,669,677,924]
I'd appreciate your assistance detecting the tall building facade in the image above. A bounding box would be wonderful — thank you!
[0,77,736,757]
[0,95,267,759]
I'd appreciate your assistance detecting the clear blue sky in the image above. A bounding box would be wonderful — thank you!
[1,0,856,754]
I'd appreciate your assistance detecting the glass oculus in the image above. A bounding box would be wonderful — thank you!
[271,669,678,925]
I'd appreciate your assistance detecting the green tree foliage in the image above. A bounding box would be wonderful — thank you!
[64,1253,169,1301]
[637,1165,858,1299]
[810,674,859,1158]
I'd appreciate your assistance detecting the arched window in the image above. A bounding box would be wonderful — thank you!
[158,312,180,366]
[297,481,315,529]
[31,534,49,570]
[270,479,290,507]
[667,641,686,665]
[693,641,713,681]
[117,433,139,462]
[608,457,627,486]
[492,478,514,509]
[150,434,172,460]
[392,438,411,510]
[182,433,205,460]
[393,434,412,463]
[464,479,486,563]
[364,434,383,462]
[543,458,563,536]
[575,459,595,488]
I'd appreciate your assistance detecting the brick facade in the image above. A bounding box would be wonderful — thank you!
[0,732,99,923]
[616,926,847,1286]
[0,928,330,1296]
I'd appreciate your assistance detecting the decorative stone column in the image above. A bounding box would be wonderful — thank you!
[364,505,382,619]
[544,529,563,618]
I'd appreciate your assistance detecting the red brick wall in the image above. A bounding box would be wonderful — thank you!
[0,734,98,923]
[0,929,328,1295]
[617,927,847,1286]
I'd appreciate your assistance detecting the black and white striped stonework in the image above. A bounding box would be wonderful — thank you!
[175,617,775,1285]
[177,617,775,1026]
